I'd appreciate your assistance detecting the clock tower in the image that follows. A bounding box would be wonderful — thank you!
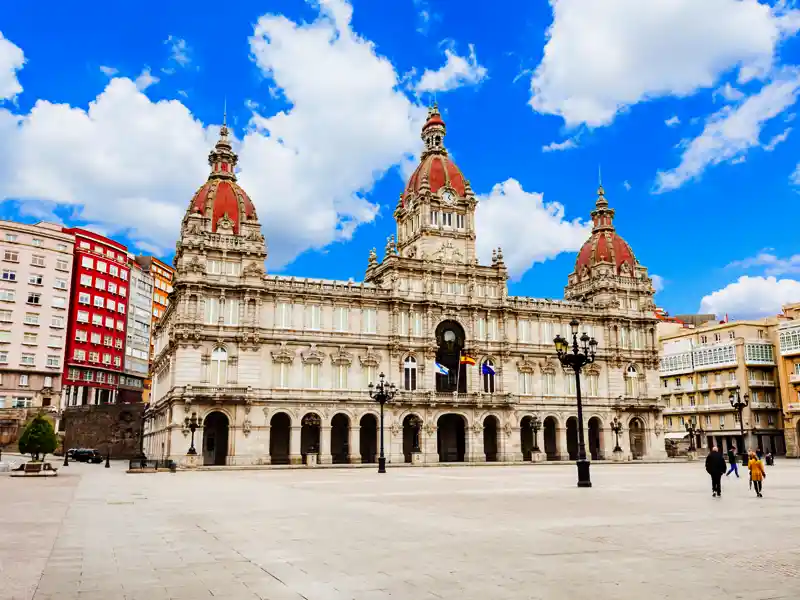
[393,105,478,264]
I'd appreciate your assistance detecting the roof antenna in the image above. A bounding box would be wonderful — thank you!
[598,164,603,188]
[223,96,227,127]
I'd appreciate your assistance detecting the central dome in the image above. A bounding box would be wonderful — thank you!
[573,186,637,277]
[403,105,467,206]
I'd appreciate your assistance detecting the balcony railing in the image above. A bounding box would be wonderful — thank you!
[748,379,775,387]
[750,401,778,410]
[785,403,800,412]
[790,373,800,384]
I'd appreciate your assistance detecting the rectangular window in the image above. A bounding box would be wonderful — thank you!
[117,302,125,313]
[0,351,6,363]
[477,317,487,341]
[487,318,498,341]
[77,310,89,323]
[518,319,530,342]
[566,372,576,395]
[79,292,91,304]
[22,332,37,344]
[412,312,422,336]
[94,314,104,326]
[90,332,101,344]
[308,305,321,330]
[116,320,124,331]
[52,296,66,309]
[541,322,553,344]
[109,264,118,276]
[543,372,555,395]
[333,307,349,332]
[1,269,16,281]
[3,250,18,262]
[588,374,599,396]
[28,274,43,286]
[274,363,290,388]
[108,282,117,294]
[456,214,465,229]
[81,256,93,268]
[20,354,35,366]
[96,261,107,273]
[19,373,30,385]
[103,335,112,346]
[206,298,220,324]
[102,353,111,365]
[0,289,15,302]
[93,296,104,308]
[334,364,348,389]
[30,255,45,267]
[225,299,239,326]
[32,238,43,247]
[54,278,67,290]
[0,309,11,322]
[75,330,87,342]
[46,356,59,368]
[719,416,725,427]
[442,212,453,227]
[26,292,41,305]
[519,372,534,394]
[304,363,320,388]
[56,258,69,271]
[106,298,115,310]
[430,210,439,225]
[4,233,16,242]
[0,330,9,342]
[276,302,290,328]
[363,308,377,334]
[95,278,106,290]
[89,352,99,363]
[120,269,128,281]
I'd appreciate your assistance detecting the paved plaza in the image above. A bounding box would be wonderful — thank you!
[2,460,800,600]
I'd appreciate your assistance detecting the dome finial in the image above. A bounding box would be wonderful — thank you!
[421,103,446,157]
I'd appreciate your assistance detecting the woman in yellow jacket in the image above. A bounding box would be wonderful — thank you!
[748,451,766,498]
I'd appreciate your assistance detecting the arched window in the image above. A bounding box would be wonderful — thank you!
[483,359,495,393]
[211,347,228,386]
[625,364,638,397]
[404,356,417,391]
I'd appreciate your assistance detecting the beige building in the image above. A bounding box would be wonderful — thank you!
[776,302,800,456]
[659,319,785,455]
[0,221,73,443]
[146,107,666,467]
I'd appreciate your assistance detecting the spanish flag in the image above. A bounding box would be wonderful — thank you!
[460,354,477,366]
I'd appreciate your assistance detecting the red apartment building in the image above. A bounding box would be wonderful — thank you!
[60,228,130,407]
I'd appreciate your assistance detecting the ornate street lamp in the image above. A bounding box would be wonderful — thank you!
[554,319,598,488]
[685,419,697,452]
[530,415,542,452]
[368,372,397,474]
[185,413,200,455]
[610,416,623,452]
[729,386,749,463]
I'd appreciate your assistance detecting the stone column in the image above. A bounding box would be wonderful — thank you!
[261,425,271,465]
[504,424,523,462]
[557,426,568,460]
[289,426,302,465]
[423,424,439,464]
[319,425,332,464]
[349,425,362,464]
[88,387,97,406]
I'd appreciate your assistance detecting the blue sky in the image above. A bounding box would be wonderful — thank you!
[2,0,800,319]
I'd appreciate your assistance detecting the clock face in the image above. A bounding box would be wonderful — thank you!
[442,190,455,204]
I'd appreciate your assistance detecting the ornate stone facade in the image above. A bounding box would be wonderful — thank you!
[145,107,666,466]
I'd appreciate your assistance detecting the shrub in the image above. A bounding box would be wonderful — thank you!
[18,414,58,461]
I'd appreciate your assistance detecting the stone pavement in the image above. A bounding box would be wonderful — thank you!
[2,459,799,600]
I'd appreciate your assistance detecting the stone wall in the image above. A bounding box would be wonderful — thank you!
[63,404,144,459]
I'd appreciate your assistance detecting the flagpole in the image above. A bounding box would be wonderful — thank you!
[455,351,461,397]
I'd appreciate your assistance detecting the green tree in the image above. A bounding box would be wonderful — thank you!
[18,414,58,461]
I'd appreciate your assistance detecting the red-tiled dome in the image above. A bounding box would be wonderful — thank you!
[188,124,257,233]
[403,105,467,206]
[574,186,637,276]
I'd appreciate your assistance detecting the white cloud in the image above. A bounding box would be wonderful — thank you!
[0,0,427,269]
[651,274,665,292]
[99,66,119,77]
[654,70,800,192]
[165,36,190,67]
[714,82,746,102]
[414,44,487,93]
[541,137,578,152]
[529,0,800,128]
[764,126,792,150]
[623,180,631,191]
[665,115,681,127]
[0,32,24,102]
[412,0,433,35]
[475,178,591,280]
[243,0,426,266]
[134,67,159,91]
[699,275,800,319]
[727,250,800,276]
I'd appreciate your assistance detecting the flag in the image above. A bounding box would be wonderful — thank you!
[481,363,496,375]
[460,355,477,366]
[434,362,449,375]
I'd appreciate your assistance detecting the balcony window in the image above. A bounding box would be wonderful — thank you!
[210,347,227,385]
[404,356,417,391]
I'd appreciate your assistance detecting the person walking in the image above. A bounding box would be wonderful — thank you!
[748,451,766,497]
[726,446,739,478]
[706,446,727,497]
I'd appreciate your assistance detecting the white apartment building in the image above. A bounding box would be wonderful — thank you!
[120,258,153,403]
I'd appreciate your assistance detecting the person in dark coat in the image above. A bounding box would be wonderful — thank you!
[706,446,727,497]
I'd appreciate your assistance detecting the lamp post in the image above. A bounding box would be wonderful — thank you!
[530,415,541,452]
[368,372,397,474]
[554,319,598,488]
[610,416,623,452]
[685,419,697,452]
[138,404,149,460]
[729,386,749,463]
[185,413,199,455]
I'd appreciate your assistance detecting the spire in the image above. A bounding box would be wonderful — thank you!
[208,107,237,181]
[591,182,615,233]
[421,103,447,157]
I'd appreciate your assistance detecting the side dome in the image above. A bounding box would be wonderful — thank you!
[187,122,258,234]
[403,105,467,206]
[574,185,637,277]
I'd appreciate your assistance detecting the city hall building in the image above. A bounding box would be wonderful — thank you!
[145,107,667,466]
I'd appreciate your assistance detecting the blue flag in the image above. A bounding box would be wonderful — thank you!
[481,363,496,375]
[434,362,450,375]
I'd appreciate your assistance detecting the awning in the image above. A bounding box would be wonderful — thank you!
[664,432,689,440]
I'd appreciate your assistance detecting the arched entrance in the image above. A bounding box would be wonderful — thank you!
[269,412,291,465]
[402,414,423,463]
[301,413,321,464]
[437,414,465,462]
[520,416,534,461]
[483,415,499,462]
[566,417,578,460]
[435,320,467,393]
[331,413,350,464]
[588,417,603,460]
[359,414,377,464]
[544,416,558,461]
[629,418,645,459]
[202,412,229,466]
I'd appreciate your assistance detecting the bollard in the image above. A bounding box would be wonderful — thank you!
[105,452,110,468]
[63,453,69,467]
